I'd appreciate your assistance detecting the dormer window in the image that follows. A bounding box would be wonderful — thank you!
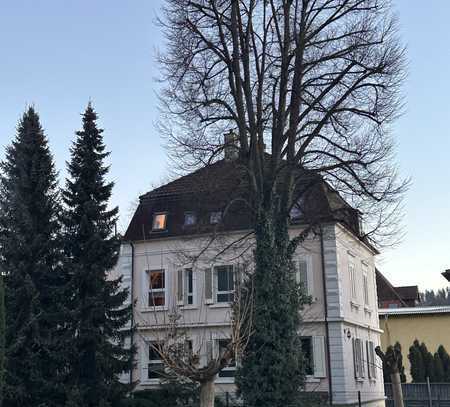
[290,197,305,221]
[210,211,222,224]
[152,213,167,231]
[184,212,196,226]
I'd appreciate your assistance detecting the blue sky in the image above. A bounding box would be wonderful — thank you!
[0,1,448,291]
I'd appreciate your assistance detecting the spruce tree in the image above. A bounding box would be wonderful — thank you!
[0,275,5,404]
[62,104,134,407]
[0,107,65,406]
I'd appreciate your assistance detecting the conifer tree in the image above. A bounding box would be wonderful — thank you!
[0,275,5,404]
[62,104,134,407]
[438,345,450,382]
[0,107,65,406]
[409,340,425,382]
[432,353,444,382]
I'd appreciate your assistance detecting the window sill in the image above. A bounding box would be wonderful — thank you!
[140,306,168,312]
[140,378,161,385]
[180,305,198,310]
[355,378,365,383]
[208,303,231,309]
[350,301,361,309]
[215,376,235,384]
[305,376,321,383]
[364,306,373,314]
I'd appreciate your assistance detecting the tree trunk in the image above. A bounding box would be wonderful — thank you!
[390,371,404,407]
[199,378,215,407]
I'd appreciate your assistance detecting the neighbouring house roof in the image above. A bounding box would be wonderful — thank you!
[442,269,450,282]
[376,270,420,307]
[379,306,450,316]
[124,157,366,244]
[376,270,408,307]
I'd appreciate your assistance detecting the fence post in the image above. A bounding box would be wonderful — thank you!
[226,391,229,407]
[358,391,362,407]
[427,377,433,407]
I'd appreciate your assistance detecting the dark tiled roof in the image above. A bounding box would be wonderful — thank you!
[376,269,407,306]
[395,286,420,301]
[124,158,363,242]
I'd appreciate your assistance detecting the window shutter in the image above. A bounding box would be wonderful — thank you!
[177,269,183,305]
[206,340,214,363]
[359,340,365,378]
[366,341,371,379]
[352,338,358,378]
[370,342,376,378]
[299,260,308,293]
[313,336,326,378]
[204,268,213,304]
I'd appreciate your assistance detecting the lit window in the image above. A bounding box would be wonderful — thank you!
[184,212,196,226]
[300,337,314,375]
[210,211,222,224]
[148,270,165,307]
[217,339,236,378]
[152,213,167,231]
[215,265,234,303]
[148,342,164,379]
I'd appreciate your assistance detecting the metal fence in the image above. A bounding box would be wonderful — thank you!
[385,383,450,407]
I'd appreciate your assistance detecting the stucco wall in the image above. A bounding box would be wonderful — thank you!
[379,313,450,382]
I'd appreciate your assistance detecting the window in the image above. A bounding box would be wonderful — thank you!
[349,263,357,300]
[177,268,194,306]
[363,272,369,306]
[294,258,310,296]
[300,337,314,375]
[184,212,196,226]
[290,198,304,221]
[215,265,234,303]
[366,341,376,379]
[353,338,365,379]
[148,270,165,307]
[210,211,222,224]
[148,342,164,379]
[152,213,167,231]
[217,339,236,378]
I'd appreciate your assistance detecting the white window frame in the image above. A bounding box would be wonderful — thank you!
[145,341,165,382]
[152,212,167,231]
[214,265,234,304]
[184,212,196,226]
[301,335,326,379]
[177,268,196,307]
[212,336,236,383]
[145,269,166,309]
[294,255,314,299]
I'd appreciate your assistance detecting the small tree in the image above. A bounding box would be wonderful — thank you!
[376,344,404,407]
[383,342,406,383]
[432,353,444,382]
[437,345,450,382]
[419,342,434,380]
[62,104,134,406]
[409,340,425,382]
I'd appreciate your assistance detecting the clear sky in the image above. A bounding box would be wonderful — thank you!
[0,1,448,291]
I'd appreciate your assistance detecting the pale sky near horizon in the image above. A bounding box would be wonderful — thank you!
[0,1,449,291]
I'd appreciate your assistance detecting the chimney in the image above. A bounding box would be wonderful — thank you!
[224,130,239,161]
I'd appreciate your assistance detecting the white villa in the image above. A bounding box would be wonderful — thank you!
[111,157,385,407]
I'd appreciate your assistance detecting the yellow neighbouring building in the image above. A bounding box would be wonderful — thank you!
[379,306,450,382]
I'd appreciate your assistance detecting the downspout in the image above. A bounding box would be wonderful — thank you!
[129,241,135,387]
[319,224,333,405]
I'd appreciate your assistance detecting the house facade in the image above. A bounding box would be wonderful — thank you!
[112,159,386,406]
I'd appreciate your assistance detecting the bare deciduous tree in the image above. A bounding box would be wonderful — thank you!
[156,1,407,405]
